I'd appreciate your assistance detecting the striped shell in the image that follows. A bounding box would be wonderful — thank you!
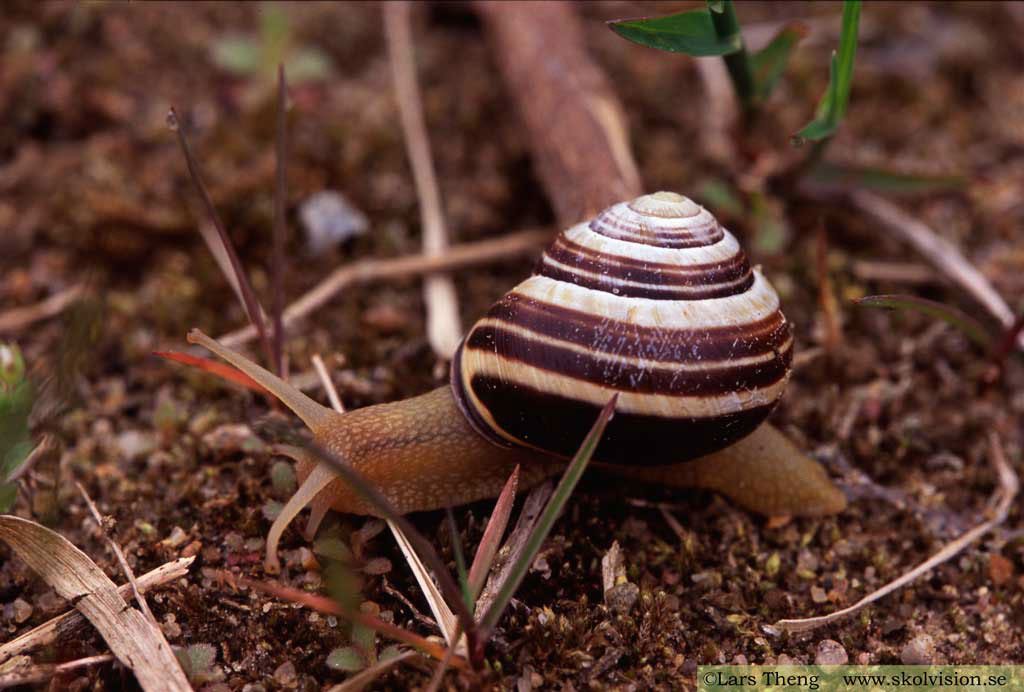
[451,192,793,465]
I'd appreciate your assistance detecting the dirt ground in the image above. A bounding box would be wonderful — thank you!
[2,1,1024,689]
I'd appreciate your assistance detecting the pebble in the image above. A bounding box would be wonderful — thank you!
[9,598,32,623]
[299,190,368,253]
[814,639,849,665]
[115,429,156,462]
[273,660,297,688]
[901,634,939,664]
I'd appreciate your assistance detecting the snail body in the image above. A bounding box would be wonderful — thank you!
[188,192,844,571]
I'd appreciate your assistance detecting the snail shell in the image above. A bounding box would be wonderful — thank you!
[452,191,794,465]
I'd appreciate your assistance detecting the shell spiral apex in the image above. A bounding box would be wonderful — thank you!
[452,192,793,466]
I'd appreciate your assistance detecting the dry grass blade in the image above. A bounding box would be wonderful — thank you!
[774,432,1019,633]
[218,229,548,347]
[226,573,468,670]
[311,354,343,412]
[848,189,1024,351]
[385,1,462,359]
[387,520,462,653]
[0,653,115,689]
[325,650,419,692]
[168,106,276,370]
[271,64,289,376]
[0,516,191,691]
[0,285,85,334]
[0,556,194,663]
[468,465,519,602]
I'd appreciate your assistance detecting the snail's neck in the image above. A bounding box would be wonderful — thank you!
[309,386,550,514]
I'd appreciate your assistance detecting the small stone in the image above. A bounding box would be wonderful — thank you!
[162,613,182,640]
[273,660,298,687]
[901,634,938,664]
[362,304,409,333]
[162,526,188,548]
[810,585,828,603]
[115,430,156,462]
[814,639,848,665]
[299,190,369,253]
[202,424,266,456]
[10,598,32,623]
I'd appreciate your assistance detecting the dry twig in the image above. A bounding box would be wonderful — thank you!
[218,229,547,348]
[0,653,115,689]
[385,1,463,359]
[0,285,84,334]
[774,432,1019,633]
[0,556,194,662]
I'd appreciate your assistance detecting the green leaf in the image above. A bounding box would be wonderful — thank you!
[853,295,993,349]
[286,49,331,84]
[794,0,861,143]
[211,36,263,75]
[608,9,742,57]
[750,22,808,99]
[478,395,618,634]
[326,646,366,673]
[805,161,965,195]
[697,179,745,218]
[0,483,16,513]
[314,536,353,563]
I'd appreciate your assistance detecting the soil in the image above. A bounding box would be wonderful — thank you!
[2,2,1023,690]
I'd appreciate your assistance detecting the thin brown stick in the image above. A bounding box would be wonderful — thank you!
[774,432,1019,633]
[168,106,276,369]
[0,556,194,662]
[848,189,1024,351]
[0,653,116,689]
[218,229,548,347]
[385,1,462,359]
[271,64,289,377]
[0,285,84,334]
[76,483,157,627]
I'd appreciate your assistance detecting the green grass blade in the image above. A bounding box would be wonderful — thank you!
[608,9,741,57]
[750,22,808,99]
[853,294,993,349]
[794,0,861,143]
[478,395,618,635]
[445,508,473,613]
[805,161,965,195]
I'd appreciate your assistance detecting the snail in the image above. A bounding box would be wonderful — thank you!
[187,191,846,570]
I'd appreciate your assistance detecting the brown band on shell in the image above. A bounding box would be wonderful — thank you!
[467,374,778,465]
[464,324,793,396]
[485,293,792,363]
